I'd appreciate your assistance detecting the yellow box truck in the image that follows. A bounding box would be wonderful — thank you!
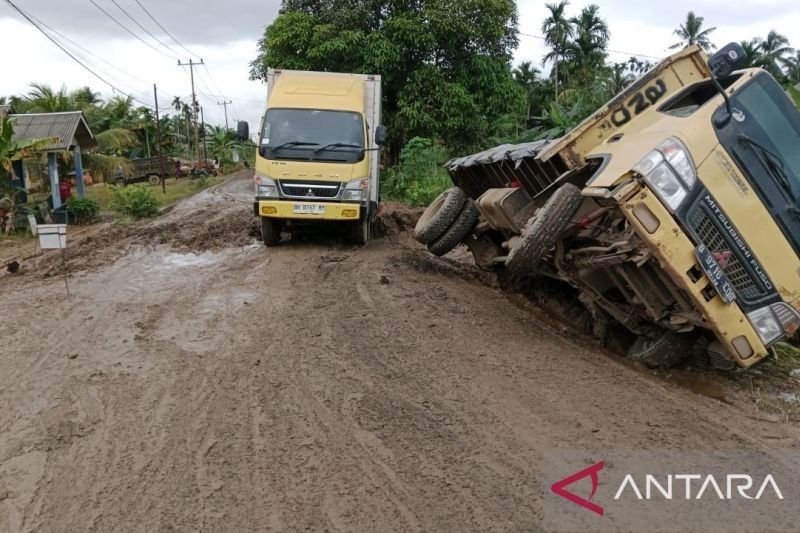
[414,43,800,370]
[243,69,385,246]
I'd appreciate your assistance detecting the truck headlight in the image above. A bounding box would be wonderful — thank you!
[254,174,278,198]
[342,178,368,202]
[633,138,696,212]
[747,303,800,346]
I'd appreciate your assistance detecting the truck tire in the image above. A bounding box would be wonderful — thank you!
[628,329,696,369]
[428,200,479,257]
[351,217,370,246]
[505,183,582,274]
[114,177,126,186]
[414,187,466,245]
[148,175,161,186]
[261,217,281,246]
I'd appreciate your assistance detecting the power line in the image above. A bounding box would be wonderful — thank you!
[21,7,177,104]
[86,0,175,60]
[109,0,183,58]
[518,31,661,60]
[3,0,156,108]
[132,0,199,59]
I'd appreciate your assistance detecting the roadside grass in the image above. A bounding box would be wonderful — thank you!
[744,342,800,422]
[86,175,225,212]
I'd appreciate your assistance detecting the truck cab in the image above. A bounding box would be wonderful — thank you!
[248,69,385,245]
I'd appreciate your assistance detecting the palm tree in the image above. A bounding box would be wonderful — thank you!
[783,51,800,83]
[513,61,541,128]
[739,39,763,68]
[541,0,574,101]
[24,83,73,112]
[669,12,716,51]
[565,4,609,81]
[757,30,794,78]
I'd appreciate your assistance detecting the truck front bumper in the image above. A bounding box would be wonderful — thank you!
[621,187,767,367]
[254,200,361,221]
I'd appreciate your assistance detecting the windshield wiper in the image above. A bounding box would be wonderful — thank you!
[312,143,363,154]
[737,134,799,205]
[268,141,319,151]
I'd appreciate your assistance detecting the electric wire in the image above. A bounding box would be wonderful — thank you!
[3,0,158,109]
[86,0,176,60]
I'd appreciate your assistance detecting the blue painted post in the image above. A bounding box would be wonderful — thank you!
[73,145,85,198]
[48,152,61,209]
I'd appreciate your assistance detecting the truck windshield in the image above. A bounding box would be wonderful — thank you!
[715,72,800,255]
[729,74,800,196]
[261,109,365,163]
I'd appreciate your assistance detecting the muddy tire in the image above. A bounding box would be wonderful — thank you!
[414,187,467,245]
[628,329,696,369]
[428,201,479,257]
[261,217,281,246]
[351,217,370,246]
[505,183,582,274]
[148,175,161,186]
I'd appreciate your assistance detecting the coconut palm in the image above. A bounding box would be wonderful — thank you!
[783,51,800,83]
[541,0,575,100]
[669,12,716,51]
[24,83,72,113]
[757,30,794,78]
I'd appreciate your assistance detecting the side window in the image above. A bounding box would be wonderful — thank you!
[660,75,741,117]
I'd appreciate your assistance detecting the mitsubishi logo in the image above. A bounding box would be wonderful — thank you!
[712,250,733,269]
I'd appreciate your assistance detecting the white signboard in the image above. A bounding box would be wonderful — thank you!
[38,224,67,249]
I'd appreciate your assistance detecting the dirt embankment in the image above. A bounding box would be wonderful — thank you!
[1,171,799,532]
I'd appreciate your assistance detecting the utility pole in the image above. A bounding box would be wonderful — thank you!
[154,83,166,193]
[217,99,232,130]
[200,106,208,164]
[177,58,203,163]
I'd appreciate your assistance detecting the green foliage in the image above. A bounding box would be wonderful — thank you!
[110,184,159,219]
[65,196,100,224]
[250,0,525,156]
[382,137,452,206]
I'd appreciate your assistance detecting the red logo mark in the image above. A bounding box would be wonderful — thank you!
[551,461,604,516]
[712,250,732,269]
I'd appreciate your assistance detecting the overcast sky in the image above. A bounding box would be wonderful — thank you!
[0,0,798,132]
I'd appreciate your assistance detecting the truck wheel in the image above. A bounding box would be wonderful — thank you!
[505,183,582,274]
[414,187,466,245]
[428,200,479,257]
[351,217,370,246]
[148,175,161,186]
[628,328,696,369]
[261,217,281,246]
[114,177,126,186]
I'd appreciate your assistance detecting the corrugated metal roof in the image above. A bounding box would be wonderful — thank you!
[8,111,96,151]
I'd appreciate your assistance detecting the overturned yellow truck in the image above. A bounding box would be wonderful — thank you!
[414,43,800,370]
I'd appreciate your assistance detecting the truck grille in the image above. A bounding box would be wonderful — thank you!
[687,207,762,301]
[279,180,340,199]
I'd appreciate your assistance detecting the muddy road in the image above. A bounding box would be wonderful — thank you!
[1,172,799,532]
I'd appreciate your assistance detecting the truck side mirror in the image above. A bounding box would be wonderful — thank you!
[374,125,388,146]
[709,42,746,78]
[236,121,250,141]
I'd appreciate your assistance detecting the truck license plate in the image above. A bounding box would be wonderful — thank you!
[293,204,325,215]
[694,244,736,304]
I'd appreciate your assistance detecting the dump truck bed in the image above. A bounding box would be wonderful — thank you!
[447,46,711,201]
